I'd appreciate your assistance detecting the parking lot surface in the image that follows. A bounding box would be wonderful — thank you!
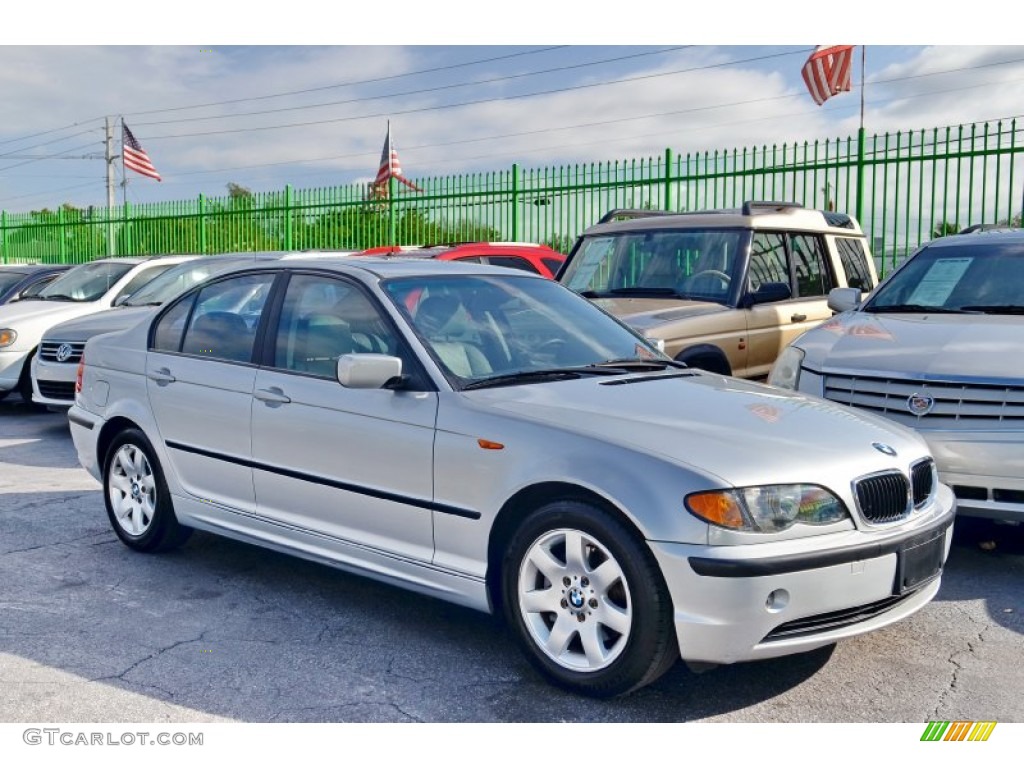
[1,398,1022,723]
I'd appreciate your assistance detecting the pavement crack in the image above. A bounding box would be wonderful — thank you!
[91,631,209,690]
[932,617,993,719]
[1,531,111,557]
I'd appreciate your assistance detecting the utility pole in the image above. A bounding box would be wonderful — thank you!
[105,117,117,255]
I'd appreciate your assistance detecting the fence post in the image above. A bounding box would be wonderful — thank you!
[388,176,396,246]
[284,184,293,251]
[664,148,673,211]
[511,163,520,241]
[123,201,132,255]
[1,211,6,264]
[58,208,67,263]
[198,194,207,254]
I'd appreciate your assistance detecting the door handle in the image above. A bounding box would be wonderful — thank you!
[790,313,808,323]
[147,367,176,385]
[254,387,291,405]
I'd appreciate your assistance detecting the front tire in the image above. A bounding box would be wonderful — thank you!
[103,428,191,552]
[502,500,678,697]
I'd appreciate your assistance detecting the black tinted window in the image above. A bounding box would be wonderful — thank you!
[179,274,276,363]
[836,237,875,290]
[790,234,834,297]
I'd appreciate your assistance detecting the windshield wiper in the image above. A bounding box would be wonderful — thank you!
[593,357,688,370]
[959,305,1024,315]
[39,293,78,302]
[122,300,163,307]
[462,366,629,391]
[864,303,980,314]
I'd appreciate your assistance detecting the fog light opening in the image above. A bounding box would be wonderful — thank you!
[765,589,790,613]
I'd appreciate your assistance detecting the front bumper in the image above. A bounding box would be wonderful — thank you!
[650,487,955,664]
[921,429,1024,522]
[0,348,29,392]
[31,354,76,408]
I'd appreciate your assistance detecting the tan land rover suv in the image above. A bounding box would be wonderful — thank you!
[557,201,878,378]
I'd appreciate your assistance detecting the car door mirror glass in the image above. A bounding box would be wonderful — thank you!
[337,354,403,389]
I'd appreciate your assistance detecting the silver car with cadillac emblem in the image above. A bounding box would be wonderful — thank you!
[770,228,1024,523]
[68,257,954,697]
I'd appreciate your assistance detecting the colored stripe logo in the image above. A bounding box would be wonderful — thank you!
[921,721,997,741]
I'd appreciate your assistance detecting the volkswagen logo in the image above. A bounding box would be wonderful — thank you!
[55,343,74,363]
[872,442,898,457]
[907,393,935,417]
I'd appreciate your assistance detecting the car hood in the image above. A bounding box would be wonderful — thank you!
[588,297,729,333]
[0,299,103,328]
[468,371,926,487]
[43,306,156,342]
[796,312,1023,380]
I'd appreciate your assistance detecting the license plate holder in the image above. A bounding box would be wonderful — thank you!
[894,532,945,595]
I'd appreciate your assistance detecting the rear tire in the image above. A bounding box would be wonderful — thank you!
[103,428,191,552]
[501,500,678,697]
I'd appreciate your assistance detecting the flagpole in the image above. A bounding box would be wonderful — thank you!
[855,46,867,226]
[387,120,397,247]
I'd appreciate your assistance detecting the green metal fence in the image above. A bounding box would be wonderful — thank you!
[2,117,1022,276]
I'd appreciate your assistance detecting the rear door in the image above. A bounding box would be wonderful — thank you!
[146,271,278,512]
[744,231,836,377]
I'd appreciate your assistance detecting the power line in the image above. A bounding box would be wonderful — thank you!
[125,46,572,117]
[132,46,695,127]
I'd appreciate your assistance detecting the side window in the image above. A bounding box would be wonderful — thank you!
[19,274,59,299]
[835,237,876,291]
[111,264,174,304]
[790,234,835,297]
[179,274,276,363]
[152,296,195,352]
[486,256,541,274]
[748,233,789,291]
[453,256,483,264]
[273,274,399,377]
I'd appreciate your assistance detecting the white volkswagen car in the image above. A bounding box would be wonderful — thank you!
[770,229,1024,523]
[68,258,954,697]
[0,255,196,404]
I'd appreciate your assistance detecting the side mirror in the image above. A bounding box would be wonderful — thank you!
[112,293,130,307]
[337,354,403,389]
[827,287,861,313]
[747,282,792,306]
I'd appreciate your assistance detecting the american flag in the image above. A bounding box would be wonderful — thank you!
[801,45,855,106]
[122,122,162,181]
[372,122,421,194]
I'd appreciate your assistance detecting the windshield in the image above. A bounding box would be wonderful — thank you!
[864,240,1024,314]
[37,261,135,302]
[560,228,746,304]
[0,271,29,295]
[123,258,251,306]
[382,274,667,386]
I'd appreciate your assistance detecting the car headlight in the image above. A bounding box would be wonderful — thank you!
[686,484,849,533]
[768,346,804,390]
[0,329,17,348]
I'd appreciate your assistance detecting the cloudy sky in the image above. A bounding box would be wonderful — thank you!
[3,3,1022,212]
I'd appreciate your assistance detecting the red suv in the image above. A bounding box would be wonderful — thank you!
[357,242,565,278]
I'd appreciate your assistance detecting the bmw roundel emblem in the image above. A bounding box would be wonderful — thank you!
[907,393,935,417]
[55,343,74,363]
[872,442,897,457]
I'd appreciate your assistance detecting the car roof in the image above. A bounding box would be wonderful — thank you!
[236,254,550,279]
[925,228,1024,248]
[583,202,864,237]
[0,263,71,274]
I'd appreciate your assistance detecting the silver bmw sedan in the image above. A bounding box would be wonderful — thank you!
[67,257,955,697]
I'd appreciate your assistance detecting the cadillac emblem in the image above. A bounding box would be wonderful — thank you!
[907,393,935,417]
[55,343,74,363]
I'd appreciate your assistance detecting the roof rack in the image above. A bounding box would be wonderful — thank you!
[740,201,804,215]
[597,209,680,224]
